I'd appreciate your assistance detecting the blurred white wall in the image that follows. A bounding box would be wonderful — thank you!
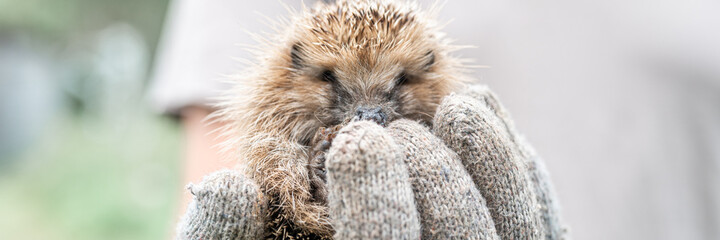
[151,0,720,239]
[424,0,720,239]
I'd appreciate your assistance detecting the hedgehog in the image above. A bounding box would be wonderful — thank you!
[214,0,470,238]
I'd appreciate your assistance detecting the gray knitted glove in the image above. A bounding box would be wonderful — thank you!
[177,170,267,240]
[326,85,567,239]
[433,85,568,239]
[176,85,568,239]
[325,121,421,239]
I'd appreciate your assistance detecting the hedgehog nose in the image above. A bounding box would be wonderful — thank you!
[353,106,387,127]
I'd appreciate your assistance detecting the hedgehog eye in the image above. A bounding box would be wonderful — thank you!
[395,72,409,85]
[320,70,337,83]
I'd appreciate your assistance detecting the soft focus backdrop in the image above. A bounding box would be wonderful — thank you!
[2,0,720,240]
[0,0,178,239]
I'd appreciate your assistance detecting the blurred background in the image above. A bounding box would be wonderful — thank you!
[1,0,719,239]
[0,0,178,239]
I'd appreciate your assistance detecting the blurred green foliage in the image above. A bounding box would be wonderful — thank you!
[0,115,181,240]
[0,0,183,239]
[0,0,169,52]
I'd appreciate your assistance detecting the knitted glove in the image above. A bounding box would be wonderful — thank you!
[433,85,567,239]
[326,85,568,239]
[177,170,266,240]
[325,121,421,239]
[176,85,568,239]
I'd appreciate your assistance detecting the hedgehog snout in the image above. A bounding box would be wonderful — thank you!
[352,106,388,127]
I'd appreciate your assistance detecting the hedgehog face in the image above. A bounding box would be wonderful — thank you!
[290,44,439,128]
[285,0,454,132]
[226,1,467,236]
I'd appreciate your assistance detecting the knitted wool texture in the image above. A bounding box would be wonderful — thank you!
[434,92,544,239]
[176,86,568,240]
[177,170,266,240]
[388,119,498,239]
[462,85,568,239]
[326,121,421,239]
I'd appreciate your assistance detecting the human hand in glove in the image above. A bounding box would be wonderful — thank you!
[176,85,568,239]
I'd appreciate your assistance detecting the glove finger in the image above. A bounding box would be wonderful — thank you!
[434,93,544,239]
[462,85,569,239]
[326,121,421,239]
[177,169,266,240]
[525,152,569,239]
[388,119,500,240]
[460,85,534,160]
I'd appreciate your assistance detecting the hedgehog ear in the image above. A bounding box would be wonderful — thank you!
[290,43,304,69]
[423,51,436,71]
